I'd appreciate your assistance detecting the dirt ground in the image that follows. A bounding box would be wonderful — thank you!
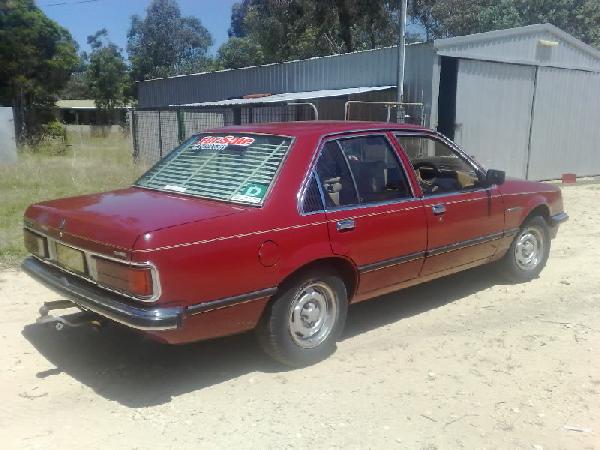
[1,183,599,449]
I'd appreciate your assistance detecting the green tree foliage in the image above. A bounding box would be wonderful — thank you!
[59,72,91,100]
[85,29,129,117]
[127,0,213,80]
[215,37,265,69]
[0,0,78,141]
[218,0,410,68]
[411,0,600,48]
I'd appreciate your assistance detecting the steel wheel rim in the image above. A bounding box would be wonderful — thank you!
[288,281,337,349]
[514,227,544,271]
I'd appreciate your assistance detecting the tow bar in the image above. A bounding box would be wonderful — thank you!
[36,300,106,331]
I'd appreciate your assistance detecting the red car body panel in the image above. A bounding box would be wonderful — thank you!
[23,122,567,344]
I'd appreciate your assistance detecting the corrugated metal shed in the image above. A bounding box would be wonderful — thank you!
[432,23,600,179]
[137,43,435,109]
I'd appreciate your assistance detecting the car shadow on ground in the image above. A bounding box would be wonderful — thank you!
[22,265,504,408]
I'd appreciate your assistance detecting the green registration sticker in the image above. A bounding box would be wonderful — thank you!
[231,183,268,204]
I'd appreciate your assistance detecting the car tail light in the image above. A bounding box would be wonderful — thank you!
[24,229,48,258]
[93,257,154,298]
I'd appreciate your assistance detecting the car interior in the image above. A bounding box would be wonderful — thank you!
[316,137,411,207]
[396,136,481,195]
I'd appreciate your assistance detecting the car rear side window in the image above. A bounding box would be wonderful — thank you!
[302,173,324,213]
[315,141,359,208]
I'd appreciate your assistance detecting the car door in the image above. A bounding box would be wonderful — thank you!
[394,133,505,277]
[312,133,428,299]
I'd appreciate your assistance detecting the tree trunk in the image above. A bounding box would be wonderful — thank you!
[12,88,27,145]
[335,0,353,52]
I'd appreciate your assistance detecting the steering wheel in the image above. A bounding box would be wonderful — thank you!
[413,162,439,180]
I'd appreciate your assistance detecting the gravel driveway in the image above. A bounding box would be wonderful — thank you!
[1,183,598,449]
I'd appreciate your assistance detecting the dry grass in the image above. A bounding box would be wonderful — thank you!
[0,131,148,267]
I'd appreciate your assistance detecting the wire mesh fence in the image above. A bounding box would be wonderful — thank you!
[132,104,315,164]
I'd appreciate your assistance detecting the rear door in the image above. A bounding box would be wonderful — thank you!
[312,133,427,298]
[395,133,505,276]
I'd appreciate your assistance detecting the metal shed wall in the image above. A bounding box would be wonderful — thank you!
[527,67,600,179]
[137,44,435,109]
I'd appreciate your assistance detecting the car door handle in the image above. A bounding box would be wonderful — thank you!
[336,219,355,232]
[432,204,446,215]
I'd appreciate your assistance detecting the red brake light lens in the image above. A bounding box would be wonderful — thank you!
[94,257,154,298]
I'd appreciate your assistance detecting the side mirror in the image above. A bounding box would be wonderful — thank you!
[485,169,506,186]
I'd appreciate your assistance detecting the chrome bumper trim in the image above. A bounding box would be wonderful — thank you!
[187,287,277,315]
[22,257,182,331]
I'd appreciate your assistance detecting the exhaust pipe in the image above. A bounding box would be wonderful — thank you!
[37,300,106,331]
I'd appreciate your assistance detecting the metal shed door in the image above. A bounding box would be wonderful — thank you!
[454,59,536,178]
[527,67,600,180]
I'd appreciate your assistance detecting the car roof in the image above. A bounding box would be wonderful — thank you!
[206,121,428,137]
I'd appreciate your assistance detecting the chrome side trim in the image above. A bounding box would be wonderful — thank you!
[357,231,509,274]
[504,227,520,237]
[187,287,277,315]
[135,220,328,253]
[359,251,426,273]
[550,212,569,226]
[22,257,182,331]
[422,189,494,201]
[427,231,505,257]
[24,226,162,303]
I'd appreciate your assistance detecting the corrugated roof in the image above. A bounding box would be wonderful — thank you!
[55,99,97,109]
[435,23,600,72]
[173,85,396,107]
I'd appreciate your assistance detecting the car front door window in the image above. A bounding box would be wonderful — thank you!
[395,135,482,196]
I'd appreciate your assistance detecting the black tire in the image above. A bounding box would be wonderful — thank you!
[498,216,550,282]
[257,269,348,367]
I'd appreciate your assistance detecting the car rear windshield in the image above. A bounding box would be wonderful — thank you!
[135,133,293,206]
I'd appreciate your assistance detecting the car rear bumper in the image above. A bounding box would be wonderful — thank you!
[22,257,183,331]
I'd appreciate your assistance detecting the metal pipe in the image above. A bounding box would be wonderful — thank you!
[344,100,424,121]
[396,0,408,122]
[287,102,318,121]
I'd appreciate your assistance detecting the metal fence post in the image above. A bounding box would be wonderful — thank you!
[157,110,163,158]
[177,109,185,143]
[131,110,139,161]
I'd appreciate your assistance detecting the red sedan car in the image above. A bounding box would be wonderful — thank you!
[23,122,568,366]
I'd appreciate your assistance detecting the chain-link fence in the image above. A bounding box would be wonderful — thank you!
[132,100,428,164]
[132,103,315,164]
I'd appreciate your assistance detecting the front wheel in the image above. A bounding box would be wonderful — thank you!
[257,270,348,367]
[498,216,550,282]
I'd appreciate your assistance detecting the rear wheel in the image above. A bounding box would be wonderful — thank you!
[498,216,550,282]
[257,270,348,367]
